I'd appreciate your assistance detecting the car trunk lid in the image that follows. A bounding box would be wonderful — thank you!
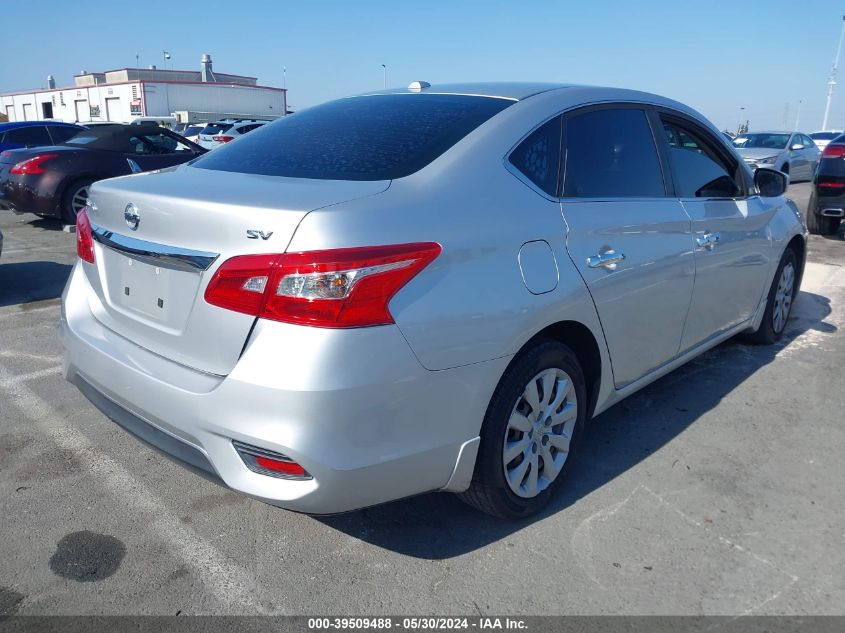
[83,165,389,375]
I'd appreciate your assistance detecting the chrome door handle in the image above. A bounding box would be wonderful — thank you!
[587,249,626,269]
[695,232,720,250]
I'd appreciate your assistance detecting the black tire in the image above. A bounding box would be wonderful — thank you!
[806,191,841,235]
[60,178,95,225]
[745,248,798,345]
[459,339,587,519]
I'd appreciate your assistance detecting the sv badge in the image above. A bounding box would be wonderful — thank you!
[246,230,273,240]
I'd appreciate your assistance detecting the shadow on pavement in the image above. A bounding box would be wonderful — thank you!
[0,261,72,307]
[316,290,835,559]
[28,218,67,232]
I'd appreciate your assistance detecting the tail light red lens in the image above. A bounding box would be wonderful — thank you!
[818,180,845,188]
[76,208,95,263]
[822,144,845,158]
[9,153,58,175]
[212,135,234,143]
[204,242,441,328]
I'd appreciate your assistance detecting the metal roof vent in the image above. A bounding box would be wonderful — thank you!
[47,75,55,89]
[408,81,431,92]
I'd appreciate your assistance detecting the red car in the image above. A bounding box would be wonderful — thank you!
[0,124,205,224]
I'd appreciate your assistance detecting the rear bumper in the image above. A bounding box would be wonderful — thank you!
[812,185,845,216]
[60,262,505,513]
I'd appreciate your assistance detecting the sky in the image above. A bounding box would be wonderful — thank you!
[2,0,845,132]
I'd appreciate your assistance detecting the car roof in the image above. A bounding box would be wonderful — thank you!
[0,120,82,132]
[361,82,573,101]
[738,130,797,135]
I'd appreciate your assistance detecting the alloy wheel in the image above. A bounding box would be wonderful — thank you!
[502,368,578,499]
[71,185,90,217]
[772,262,795,334]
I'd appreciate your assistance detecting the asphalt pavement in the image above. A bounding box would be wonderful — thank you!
[1,183,843,615]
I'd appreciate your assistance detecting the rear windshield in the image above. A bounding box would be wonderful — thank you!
[184,125,204,136]
[810,132,840,141]
[192,94,513,180]
[201,123,233,135]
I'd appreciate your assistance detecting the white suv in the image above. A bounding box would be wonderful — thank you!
[197,119,269,149]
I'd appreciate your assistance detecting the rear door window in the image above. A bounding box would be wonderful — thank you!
[4,125,53,146]
[508,117,562,196]
[563,108,666,198]
[193,94,513,180]
[660,116,742,198]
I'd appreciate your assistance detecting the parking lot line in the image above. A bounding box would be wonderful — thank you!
[0,365,62,387]
[0,361,270,614]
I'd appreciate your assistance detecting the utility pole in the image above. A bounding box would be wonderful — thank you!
[822,15,845,131]
[795,100,802,131]
[382,64,387,89]
[737,106,745,136]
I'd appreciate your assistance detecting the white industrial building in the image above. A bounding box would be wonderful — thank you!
[0,54,286,124]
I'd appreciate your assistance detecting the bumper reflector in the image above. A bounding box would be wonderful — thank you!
[232,440,309,479]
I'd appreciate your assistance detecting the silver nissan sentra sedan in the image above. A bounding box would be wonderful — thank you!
[60,82,806,518]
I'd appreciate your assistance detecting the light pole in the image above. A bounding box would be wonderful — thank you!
[163,50,171,70]
[381,64,387,89]
[795,100,803,131]
[822,15,845,131]
[283,66,287,90]
[737,106,745,135]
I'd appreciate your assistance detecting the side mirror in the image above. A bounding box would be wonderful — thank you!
[791,143,804,151]
[755,167,788,197]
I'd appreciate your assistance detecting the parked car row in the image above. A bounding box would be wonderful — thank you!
[0,115,271,227]
[0,124,204,223]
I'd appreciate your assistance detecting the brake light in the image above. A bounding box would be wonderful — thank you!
[76,208,95,263]
[212,135,234,143]
[205,243,441,328]
[818,180,845,188]
[9,153,58,175]
[822,144,845,158]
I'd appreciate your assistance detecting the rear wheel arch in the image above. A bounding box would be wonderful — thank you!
[519,321,602,419]
[786,234,806,285]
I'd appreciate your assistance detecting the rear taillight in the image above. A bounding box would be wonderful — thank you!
[212,135,234,143]
[822,144,845,158]
[9,153,58,175]
[818,180,845,188]
[76,208,95,263]
[204,242,441,328]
